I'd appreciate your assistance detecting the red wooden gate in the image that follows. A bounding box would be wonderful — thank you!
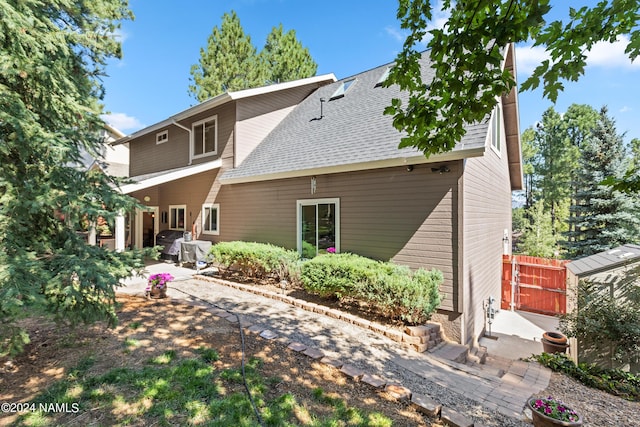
[501,255,569,315]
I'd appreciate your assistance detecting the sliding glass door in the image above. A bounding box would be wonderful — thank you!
[297,198,340,258]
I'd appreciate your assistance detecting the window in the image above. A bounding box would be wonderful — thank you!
[375,67,391,87]
[297,198,340,258]
[169,205,186,230]
[192,115,217,159]
[156,130,168,144]
[329,78,356,100]
[492,105,502,153]
[202,203,219,235]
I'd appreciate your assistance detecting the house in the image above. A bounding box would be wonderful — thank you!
[73,124,130,248]
[565,244,640,372]
[114,44,523,346]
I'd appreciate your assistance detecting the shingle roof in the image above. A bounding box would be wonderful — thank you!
[567,244,640,277]
[221,53,490,183]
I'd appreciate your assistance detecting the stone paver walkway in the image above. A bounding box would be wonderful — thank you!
[121,262,550,426]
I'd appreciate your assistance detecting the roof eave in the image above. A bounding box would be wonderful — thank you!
[114,74,337,146]
[220,146,485,185]
[119,160,222,194]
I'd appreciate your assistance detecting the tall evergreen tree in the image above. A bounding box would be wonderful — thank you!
[0,0,147,355]
[530,107,582,233]
[518,200,558,258]
[260,24,317,84]
[565,107,640,258]
[189,11,265,102]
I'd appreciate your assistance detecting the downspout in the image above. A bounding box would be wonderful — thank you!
[172,120,192,165]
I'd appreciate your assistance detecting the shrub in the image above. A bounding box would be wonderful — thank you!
[209,241,300,283]
[299,253,379,298]
[300,253,443,324]
[531,353,640,401]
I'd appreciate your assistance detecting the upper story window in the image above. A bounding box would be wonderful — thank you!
[491,105,502,153]
[329,78,356,100]
[192,115,217,159]
[156,130,168,144]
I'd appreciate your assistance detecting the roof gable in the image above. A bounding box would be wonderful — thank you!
[221,52,493,184]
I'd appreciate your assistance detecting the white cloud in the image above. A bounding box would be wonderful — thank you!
[586,35,639,70]
[102,113,144,133]
[515,44,551,76]
[385,26,405,42]
[620,106,632,113]
[516,35,639,78]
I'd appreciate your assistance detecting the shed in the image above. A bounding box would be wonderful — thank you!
[565,244,640,372]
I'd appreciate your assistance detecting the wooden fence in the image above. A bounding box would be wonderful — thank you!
[501,255,569,315]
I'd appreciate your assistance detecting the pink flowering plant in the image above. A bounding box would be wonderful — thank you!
[326,247,336,254]
[530,396,580,422]
[146,273,174,292]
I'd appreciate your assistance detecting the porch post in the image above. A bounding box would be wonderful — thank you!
[115,211,126,252]
[88,222,97,246]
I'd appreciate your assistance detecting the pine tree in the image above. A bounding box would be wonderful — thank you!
[530,107,581,234]
[189,11,265,102]
[0,0,148,355]
[260,24,317,84]
[565,107,640,258]
[518,200,558,258]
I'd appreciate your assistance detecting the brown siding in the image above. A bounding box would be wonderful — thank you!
[235,87,317,167]
[216,164,460,312]
[129,103,236,177]
[462,118,513,345]
[133,169,220,236]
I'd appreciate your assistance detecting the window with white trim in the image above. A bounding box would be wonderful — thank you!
[492,105,502,153]
[156,130,168,144]
[169,204,186,230]
[202,203,219,235]
[192,115,217,159]
[297,198,340,258]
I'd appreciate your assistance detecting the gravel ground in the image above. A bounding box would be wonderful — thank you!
[122,273,638,427]
[537,371,639,427]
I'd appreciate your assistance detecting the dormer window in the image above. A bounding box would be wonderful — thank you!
[375,67,391,87]
[329,78,356,100]
[156,130,168,144]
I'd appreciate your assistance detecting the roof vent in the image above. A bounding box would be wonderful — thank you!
[608,249,621,255]
[619,252,635,259]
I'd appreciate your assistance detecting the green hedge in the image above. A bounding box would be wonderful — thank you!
[209,241,300,282]
[300,253,443,324]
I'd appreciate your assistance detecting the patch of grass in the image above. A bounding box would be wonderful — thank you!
[15,353,395,427]
[148,349,177,365]
[128,321,142,330]
[196,346,219,363]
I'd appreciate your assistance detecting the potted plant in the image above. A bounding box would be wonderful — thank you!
[146,273,174,299]
[542,331,569,354]
[529,396,582,426]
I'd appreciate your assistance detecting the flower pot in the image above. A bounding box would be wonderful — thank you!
[543,331,568,345]
[148,286,167,299]
[529,399,582,427]
[541,338,569,354]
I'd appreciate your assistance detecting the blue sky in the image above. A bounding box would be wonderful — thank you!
[103,0,640,143]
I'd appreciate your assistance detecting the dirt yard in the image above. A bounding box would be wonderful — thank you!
[0,294,435,426]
